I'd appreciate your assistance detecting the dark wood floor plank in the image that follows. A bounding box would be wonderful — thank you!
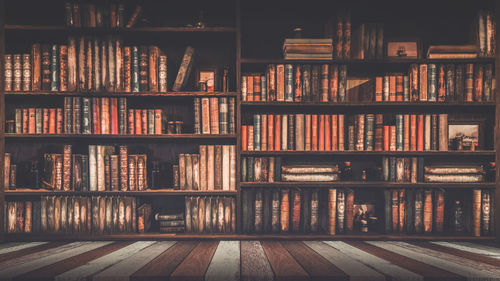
[281,241,349,281]
[14,242,132,281]
[260,241,309,281]
[349,241,466,281]
[411,241,500,268]
[0,242,68,264]
[130,241,198,281]
[240,241,274,281]
[169,241,219,281]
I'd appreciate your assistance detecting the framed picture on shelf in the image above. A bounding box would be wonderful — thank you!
[196,67,218,92]
[385,38,421,60]
[448,119,484,150]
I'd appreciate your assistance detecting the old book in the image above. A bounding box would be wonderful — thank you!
[281,173,339,182]
[159,54,167,92]
[422,190,433,233]
[201,98,210,134]
[482,190,491,235]
[291,189,301,232]
[62,145,72,191]
[172,46,195,91]
[327,189,337,235]
[207,146,215,190]
[337,190,345,233]
[276,64,285,101]
[254,190,263,233]
[472,189,482,236]
[280,189,290,232]
[22,54,31,91]
[4,54,13,91]
[13,54,22,91]
[138,46,148,91]
[270,190,280,233]
[214,145,223,190]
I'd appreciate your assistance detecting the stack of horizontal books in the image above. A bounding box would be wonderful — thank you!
[424,165,485,183]
[281,164,340,181]
[283,38,333,60]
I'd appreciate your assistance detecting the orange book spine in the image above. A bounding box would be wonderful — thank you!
[403,114,410,151]
[318,115,325,151]
[305,114,311,151]
[128,109,135,134]
[110,98,118,135]
[390,126,397,151]
[261,115,268,151]
[410,114,417,151]
[135,109,142,135]
[253,75,261,101]
[311,115,318,151]
[56,108,63,134]
[247,76,254,102]
[209,97,220,134]
[417,114,424,151]
[389,75,396,101]
[338,114,344,151]
[154,109,162,135]
[392,190,399,232]
[383,125,390,151]
[398,189,405,233]
[396,75,404,101]
[28,108,36,134]
[274,115,281,151]
[43,108,49,134]
[324,115,331,151]
[268,115,274,151]
[248,126,254,150]
[375,76,383,102]
[141,109,147,135]
[331,115,338,151]
[241,125,248,150]
[49,108,56,134]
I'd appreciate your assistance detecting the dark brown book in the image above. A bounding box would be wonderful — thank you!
[31,44,42,91]
[473,189,481,236]
[280,189,290,232]
[139,46,148,91]
[137,203,152,233]
[214,145,223,190]
[254,190,263,233]
[434,189,445,233]
[124,46,132,92]
[149,46,159,92]
[291,189,301,232]
[344,189,354,233]
[172,46,195,91]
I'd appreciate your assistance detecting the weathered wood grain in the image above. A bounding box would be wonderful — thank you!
[0,242,66,265]
[205,241,240,281]
[0,242,48,254]
[432,242,500,258]
[169,241,219,281]
[240,241,274,281]
[260,241,309,281]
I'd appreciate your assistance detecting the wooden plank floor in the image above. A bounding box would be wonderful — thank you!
[0,241,500,281]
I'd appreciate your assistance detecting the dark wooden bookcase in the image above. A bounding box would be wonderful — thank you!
[0,0,499,241]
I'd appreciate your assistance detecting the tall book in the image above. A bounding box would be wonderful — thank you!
[173,46,195,91]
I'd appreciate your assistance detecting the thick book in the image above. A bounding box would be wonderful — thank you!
[172,46,195,91]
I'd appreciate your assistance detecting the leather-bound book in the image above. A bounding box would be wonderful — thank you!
[193,98,201,134]
[291,189,301,232]
[413,189,423,233]
[115,40,123,91]
[465,63,474,101]
[474,64,484,101]
[446,64,455,101]
[32,43,42,91]
[388,75,396,101]
[391,190,399,232]
[24,201,32,233]
[131,46,140,92]
[274,114,281,151]
[417,114,424,151]
[247,75,254,102]
[191,154,200,190]
[423,190,433,233]
[280,189,290,232]
[396,75,404,101]
[199,145,207,190]
[335,14,343,58]
[62,145,72,191]
[344,189,354,233]
[73,97,82,134]
[128,155,138,191]
[207,146,215,190]
[159,54,167,92]
[418,64,427,101]
[328,189,337,235]
[434,189,445,233]
[229,146,236,190]
[172,46,195,91]
[49,45,59,91]
[198,197,205,233]
[261,114,268,150]
[398,189,405,232]
[276,64,285,101]
[219,97,229,134]
[338,65,347,102]
[8,202,16,233]
[310,190,319,233]
[22,54,32,91]
[184,154,193,190]
[330,115,338,151]
[311,65,320,102]
[218,198,225,233]
[123,46,132,92]
[269,190,279,233]
[484,64,493,101]
[214,145,223,190]
[141,108,148,135]
[267,64,276,101]
[16,201,25,232]
[27,108,35,134]
[229,98,236,133]
[185,197,192,232]
[318,115,325,151]
[338,114,345,150]
[4,54,12,91]
[12,54,22,91]
[337,190,345,233]
[137,154,148,191]
[133,109,142,135]
[281,115,288,151]
[294,64,303,101]
[201,97,211,134]
[472,189,482,236]
[284,65,293,101]
[254,190,263,233]
[107,37,116,92]
[267,114,274,151]
[147,109,155,135]
[481,190,491,235]
[209,97,220,134]
[138,46,148,91]
[343,13,351,58]
[302,64,311,101]
[455,64,465,102]
[305,114,312,150]
[438,114,448,151]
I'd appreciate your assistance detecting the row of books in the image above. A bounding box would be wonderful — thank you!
[477,10,496,57]
[382,157,423,183]
[384,189,493,236]
[193,97,236,134]
[38,145,148,192]
[403,63,495,103]
[242,113,449,152]
[424,165,485,183]
[350,23,384,60]
[241,157,282,183]
[155,213,184,233]
[7,196,150,234]
[64,2,127,28]
[241,64,348,102]
[174,145,237,191]
[242,188,358,234]
[185,196,235,233]
[4,38,167,93]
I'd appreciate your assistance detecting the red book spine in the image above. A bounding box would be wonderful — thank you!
[141,110,147,135]
[209,97,220,134]
[43,108,49,134]
[128,109,135,134]
[318,115,325,150]
[324,115,331,151]
[329,65,338,102]
[253,75,261,101]
[274,115,281,151]
[396,75,404,101]
[49,108,56,134]
[338,114,344,151]
[403,114,410,151]
[375,76,383,101]
[261,114,268,151]
[331,115,338,151]
[28,108,36,134]
[268,115,274,151]
[247,76,254,102]
[389,76,396,101]
[383,125,390,151]
[102,98,110,134]
[241,125,248,150]
[110,98,118,135]
[417,114,424,151]
[410,114,417,151]
[390,126,397,151]
[154,109,162,135]
[248,126,254,150]
[312,114,318,150]
[135,109,142,135]
[92,98,100,134]
[22,109,28,134]
[56,108,63,134]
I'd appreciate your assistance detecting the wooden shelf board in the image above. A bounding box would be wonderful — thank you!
[5,25,237,33]
[4,189,237,196]
[240,182,496,189]
[5,133,237,140]
[241,57,496,64]
[5,91,240,97]
[4,232,494,241]
[241,101,495,108]
[241,150,495,156]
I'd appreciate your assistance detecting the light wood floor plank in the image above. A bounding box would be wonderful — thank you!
[205,241,240,281]
[169,241,219,281]
[432,242,500,259]
[240,241,274,281]
[0,243,48,255]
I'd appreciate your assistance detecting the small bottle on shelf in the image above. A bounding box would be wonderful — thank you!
[342,161,353,181]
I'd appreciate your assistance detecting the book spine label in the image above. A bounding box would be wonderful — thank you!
[285,64,293,101]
